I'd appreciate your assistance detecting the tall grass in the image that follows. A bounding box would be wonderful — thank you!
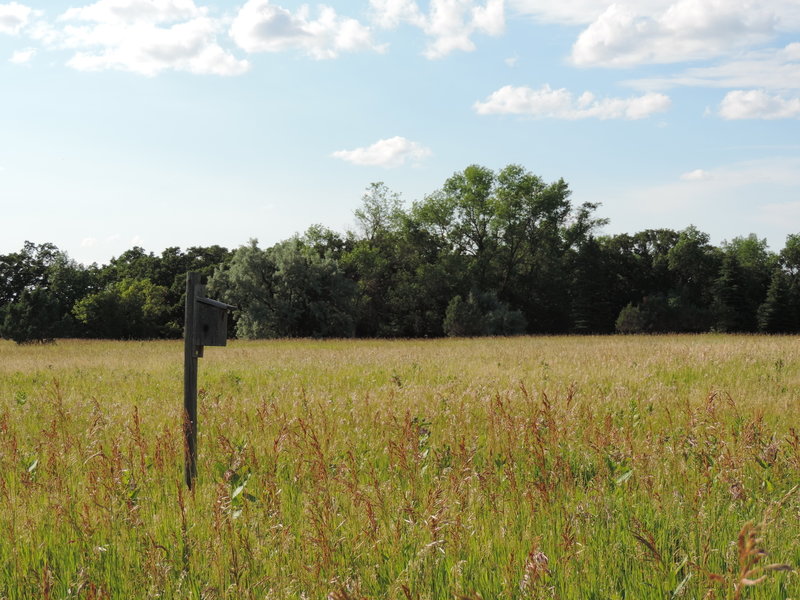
[0,335,799,598]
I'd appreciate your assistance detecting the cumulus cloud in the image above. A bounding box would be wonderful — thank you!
[60,0,202,24]
[41,0,248,76]
[572,0,780,68]
[514,0,800,32]
[9,46,35,63]
[719,89,800,119]
[0,1,33,34]
[230,0,382,59]
[331,136,432,167]
[370,0,504,59]
[473,84,671,119]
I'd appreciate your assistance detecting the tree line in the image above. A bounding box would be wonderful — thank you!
[2,164,799,343]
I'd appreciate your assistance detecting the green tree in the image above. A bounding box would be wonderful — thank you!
[304,224,353,261]
[354,182,405,242]
[100,246,159,286]
[162,245,233,336]
[0,241,62,305]
[570,237,614,333]
[780,234,800,275]
[719,234,775,331]
[442,291,526,337]
[411,164,598,334]
[667,226,721,308]
[711,254,749,332]
[757,268,797,333]
[779,234,800,330]
[210,238,357,339]
[73,278,171,339]
[443,294,484,337]
[1,288,62,343]
[0,242,95,342]
[343,183,464,337]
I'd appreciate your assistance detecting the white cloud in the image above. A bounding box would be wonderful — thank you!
[472,0,504,35]
[616,157,800,224]
[369,0,420,29]
[572,0,782,68]
[0,1,32,34]
[44,0,248,76]
[9,46,35,63]
[230,0,382,59]
[680,169,710,181]
[370,0,504,59]
[719,89,800,119]
[80,237,98,248]
[693,158,800,187]
[331,136,432,167]
[509,0,671,25]
[60,0,202,24]
[627,43,800,91]
[26,19,60,46]
[647,158,800,212]
[473,84,671,119]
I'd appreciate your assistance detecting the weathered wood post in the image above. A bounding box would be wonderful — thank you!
[184,272,234,489]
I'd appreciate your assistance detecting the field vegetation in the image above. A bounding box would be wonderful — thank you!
[1,335,799,598]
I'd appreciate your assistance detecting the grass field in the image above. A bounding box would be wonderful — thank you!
[1,335,799,599]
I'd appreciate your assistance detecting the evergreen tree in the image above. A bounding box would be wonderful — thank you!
[758,268,797,333]
[570,238,614,333]
[443,294,484,337]
[711,254,749,332]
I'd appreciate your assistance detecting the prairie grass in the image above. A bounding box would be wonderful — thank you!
[0,335,799,599]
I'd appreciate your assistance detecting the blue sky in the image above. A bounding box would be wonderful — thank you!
[1,0,799,265]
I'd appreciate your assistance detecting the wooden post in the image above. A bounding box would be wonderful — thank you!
[184,272,201,489]
[183,273,233,489]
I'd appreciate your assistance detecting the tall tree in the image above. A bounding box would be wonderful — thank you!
[720,234,775,331]
[711,254,749,332]
[667,226,721,308]
[0,241,62,305]
[757,268,797,333]
[72,278,171,339]
[1,288,62,343]
[0,242,95,342]
[570,237,615,333]
[354,182,405,242]
[210,238,357,339]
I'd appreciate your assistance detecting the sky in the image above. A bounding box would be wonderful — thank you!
[1,0,799,266]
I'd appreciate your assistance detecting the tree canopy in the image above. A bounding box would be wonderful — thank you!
[2,164,799,342]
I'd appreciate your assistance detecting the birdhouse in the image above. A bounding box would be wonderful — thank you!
[195,296,234,347]
[183,272,235,489]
